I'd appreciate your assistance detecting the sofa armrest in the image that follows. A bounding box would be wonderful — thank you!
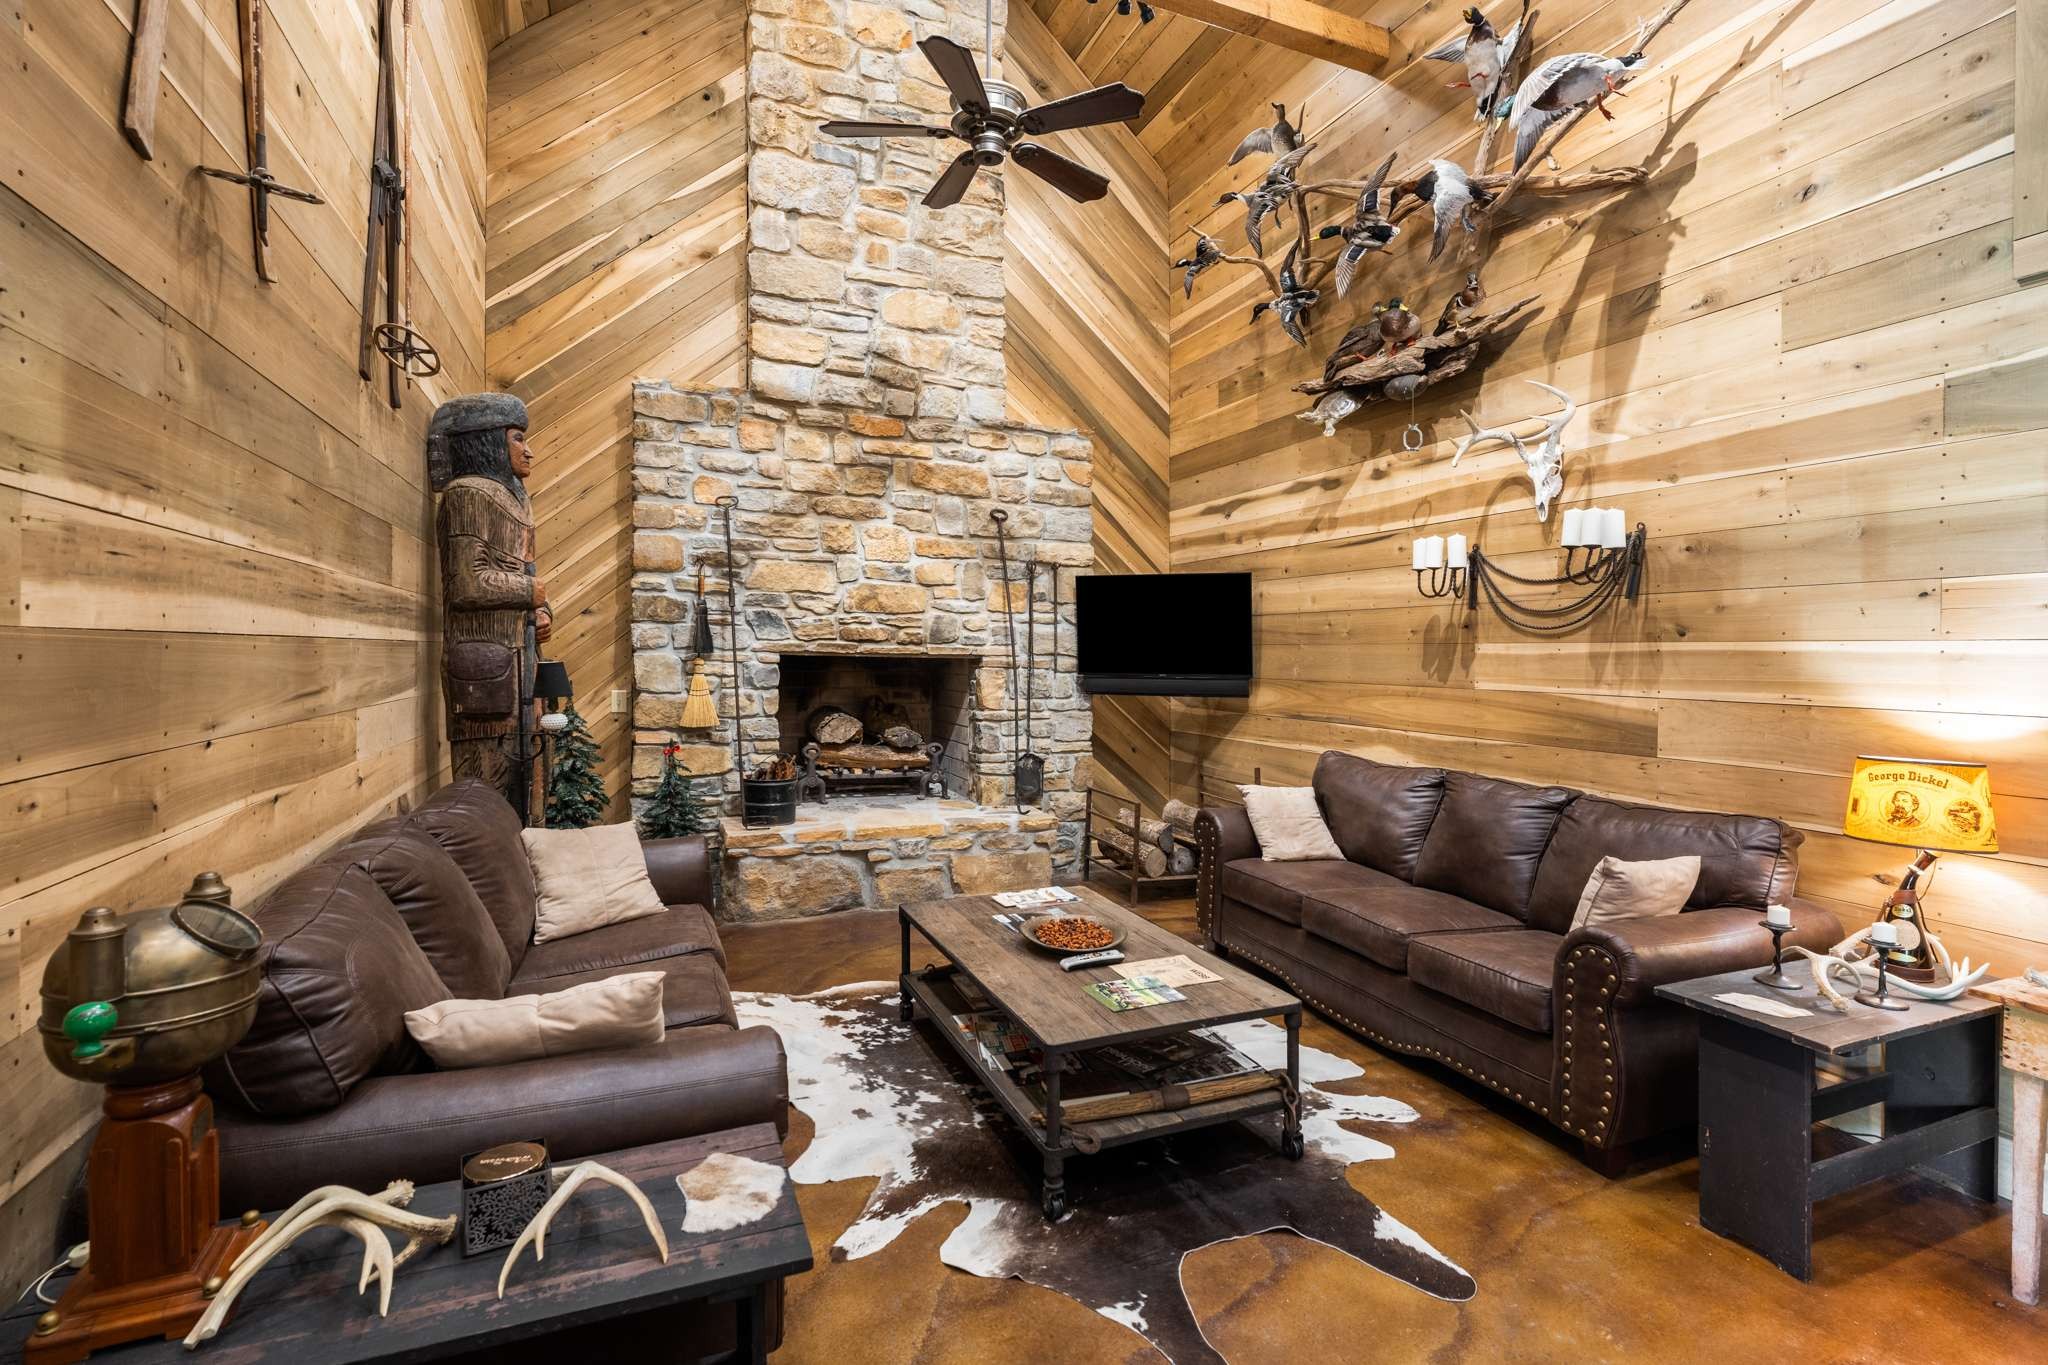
[1559,900,1843,1009]
[1551,900,1841,1149]
[643,834,713,908]
[1193,806,1259,945]
[215,1024,787,1215]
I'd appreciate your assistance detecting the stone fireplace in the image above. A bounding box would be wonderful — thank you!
[626,0,1095,919]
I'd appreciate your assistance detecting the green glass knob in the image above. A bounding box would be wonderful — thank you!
[62,1001,118,1059]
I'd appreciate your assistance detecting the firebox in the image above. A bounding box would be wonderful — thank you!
[774,651,979,801]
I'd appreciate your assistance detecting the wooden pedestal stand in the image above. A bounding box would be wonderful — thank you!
[27,1076,266,1363]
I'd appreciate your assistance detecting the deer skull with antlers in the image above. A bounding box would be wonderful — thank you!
[1449,379,1577,521]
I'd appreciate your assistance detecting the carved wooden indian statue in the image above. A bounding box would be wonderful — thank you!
[428,393,551,819]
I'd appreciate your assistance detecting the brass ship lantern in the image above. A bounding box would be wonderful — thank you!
[30,874,269,1362]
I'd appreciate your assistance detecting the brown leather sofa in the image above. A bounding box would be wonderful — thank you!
[1195,752,1842,1166]
[206,779,788,1213]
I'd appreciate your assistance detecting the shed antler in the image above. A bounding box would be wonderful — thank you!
[497,1162,669,1298]
[184,1182,456,1347]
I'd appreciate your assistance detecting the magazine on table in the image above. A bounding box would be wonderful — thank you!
[991,886,1079,909]
[1083,975,1185,1012]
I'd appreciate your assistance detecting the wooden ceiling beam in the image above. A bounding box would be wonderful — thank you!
[1144,0,1391,71]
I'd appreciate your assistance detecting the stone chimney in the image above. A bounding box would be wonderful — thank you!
[745,0,1009,421]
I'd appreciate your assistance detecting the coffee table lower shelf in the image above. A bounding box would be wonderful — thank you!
[899,966,1300,1220]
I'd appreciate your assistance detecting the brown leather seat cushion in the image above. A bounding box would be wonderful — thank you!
[1407,930,1562,1034]
[337,822,515,999]
[1220,858,1389,926]
[409,779,539,969]
[513,904,725,982]
[516,950,738,1031]
[1410,772,1577,920]
[1312,751,1449,880]
[1524,796,1803,935]
[210,863,450,1117]
[1303,882,1521,972]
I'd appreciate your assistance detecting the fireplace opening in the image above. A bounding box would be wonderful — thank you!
[774,653,980,802]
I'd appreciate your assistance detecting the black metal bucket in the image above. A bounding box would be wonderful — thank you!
[741,776,799,828]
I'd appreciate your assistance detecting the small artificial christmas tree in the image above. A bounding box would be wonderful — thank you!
[639,741,717,839]
[543,704,609,829]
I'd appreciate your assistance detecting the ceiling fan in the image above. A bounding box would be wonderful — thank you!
[819,35,1144,208]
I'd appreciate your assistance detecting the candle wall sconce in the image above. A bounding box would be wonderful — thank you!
[1411,507,1647,633]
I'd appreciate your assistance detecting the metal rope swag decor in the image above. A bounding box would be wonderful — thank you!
[1411,507,1647,633]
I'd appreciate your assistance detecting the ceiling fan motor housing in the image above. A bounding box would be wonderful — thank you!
[955,80,1031,166]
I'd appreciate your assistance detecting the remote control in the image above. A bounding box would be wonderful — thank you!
[1059,949,1124,972]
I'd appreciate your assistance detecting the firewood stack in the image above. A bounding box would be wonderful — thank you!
[804,703,933,771]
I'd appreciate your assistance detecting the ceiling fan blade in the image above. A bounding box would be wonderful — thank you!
[1017,83,1144,135]
[1010,143,1110,203]
[924,150,982,208]
[820,121,951,139]
[919,36,989,114]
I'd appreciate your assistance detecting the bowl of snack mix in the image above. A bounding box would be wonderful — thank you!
[1020,913,1125,954]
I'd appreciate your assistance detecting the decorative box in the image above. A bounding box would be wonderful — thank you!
[459,1139,551,1256]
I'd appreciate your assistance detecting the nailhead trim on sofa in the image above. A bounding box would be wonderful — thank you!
[1557,944,1620,1144]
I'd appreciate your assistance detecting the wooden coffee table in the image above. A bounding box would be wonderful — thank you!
[899,885,1303,1219]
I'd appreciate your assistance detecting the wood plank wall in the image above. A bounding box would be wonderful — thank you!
[484,0,748,816]
[0,0,490,1292]
[1003,5,1174,812]
[1124,0,2047,973]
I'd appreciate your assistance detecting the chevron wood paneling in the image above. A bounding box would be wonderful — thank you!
[485,0,747,816]
[1143,0,2048,975]
[1004,5,1174,813]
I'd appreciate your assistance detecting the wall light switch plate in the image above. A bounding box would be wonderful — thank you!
[611,689,629,714]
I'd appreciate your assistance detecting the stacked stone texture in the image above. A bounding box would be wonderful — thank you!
[629,381,1096,915]
[748,0,1010,422]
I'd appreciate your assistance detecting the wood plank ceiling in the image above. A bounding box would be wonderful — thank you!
[485,0,747,815]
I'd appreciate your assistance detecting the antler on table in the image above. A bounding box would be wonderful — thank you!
[497,1161,670,1299]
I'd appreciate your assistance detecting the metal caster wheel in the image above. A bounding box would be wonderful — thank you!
[1041,1188,1068,1220]
[1280,1129,1305,1160]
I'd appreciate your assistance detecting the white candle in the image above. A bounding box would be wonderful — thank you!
[1599,507,1628,549]
[1411,540,1427,571]
[1867,920,1898,948]
[1765,903,1792,929]
[1446,533,1468,568]
[1423,536,1445,569]
[1561,508,1586,547]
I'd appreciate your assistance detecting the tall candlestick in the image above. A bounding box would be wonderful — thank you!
[1446,534,1468,569]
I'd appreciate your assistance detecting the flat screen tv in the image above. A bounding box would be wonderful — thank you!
[1076,572,1252,696]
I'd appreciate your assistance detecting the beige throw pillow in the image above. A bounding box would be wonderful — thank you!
[1571,855,1701,931]
[520,822,668,944]
[1239,784,1345,862]
[404,971,666,1069]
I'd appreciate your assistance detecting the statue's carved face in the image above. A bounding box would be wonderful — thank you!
[506,428,533,479]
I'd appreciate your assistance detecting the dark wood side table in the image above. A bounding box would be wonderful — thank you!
[1657,968,2001,1280]
[0,1124,810,1365]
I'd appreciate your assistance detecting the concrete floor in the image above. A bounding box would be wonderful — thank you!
[722,889,2042,1363]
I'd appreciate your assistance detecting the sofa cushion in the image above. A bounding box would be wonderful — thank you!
[1220,858,1386,926]
[405,972,667,1070]
[1525,795,1803,935]
[410,779,539,969]
[1312,751,1448,880]
[517,949,738,1031]
[1303,882,1521,972]
[1411,772,1577,920]
[337,824,514,1000]
[210,862,449,1117]
[1407,930,1562,1034]
[513,905,725,983]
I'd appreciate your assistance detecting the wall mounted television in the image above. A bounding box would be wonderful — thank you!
[1075,572,1253,697]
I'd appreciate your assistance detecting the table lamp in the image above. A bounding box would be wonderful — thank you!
[1842,756,1997,983]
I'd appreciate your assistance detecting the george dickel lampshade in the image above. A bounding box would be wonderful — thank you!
[1843,756,1997,854]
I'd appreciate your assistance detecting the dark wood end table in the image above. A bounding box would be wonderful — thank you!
[1658,968,2001,1280]
[899,885,1303,1220]
[0,1125,810,1365]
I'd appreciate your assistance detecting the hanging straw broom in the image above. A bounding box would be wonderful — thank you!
[680,565,719,728]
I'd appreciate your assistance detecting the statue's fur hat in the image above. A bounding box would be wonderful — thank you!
[428,393,529,490]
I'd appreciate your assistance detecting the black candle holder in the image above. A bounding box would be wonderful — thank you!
[1415,564,1466,599]
[1853,941,1911,1011]
[1410,523,1649,633]
[1751,920,1800,991]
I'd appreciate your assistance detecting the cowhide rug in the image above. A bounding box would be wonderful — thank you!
[736,983,1474,1364]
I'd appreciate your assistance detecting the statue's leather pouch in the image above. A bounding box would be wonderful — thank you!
[446,641,518,719]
